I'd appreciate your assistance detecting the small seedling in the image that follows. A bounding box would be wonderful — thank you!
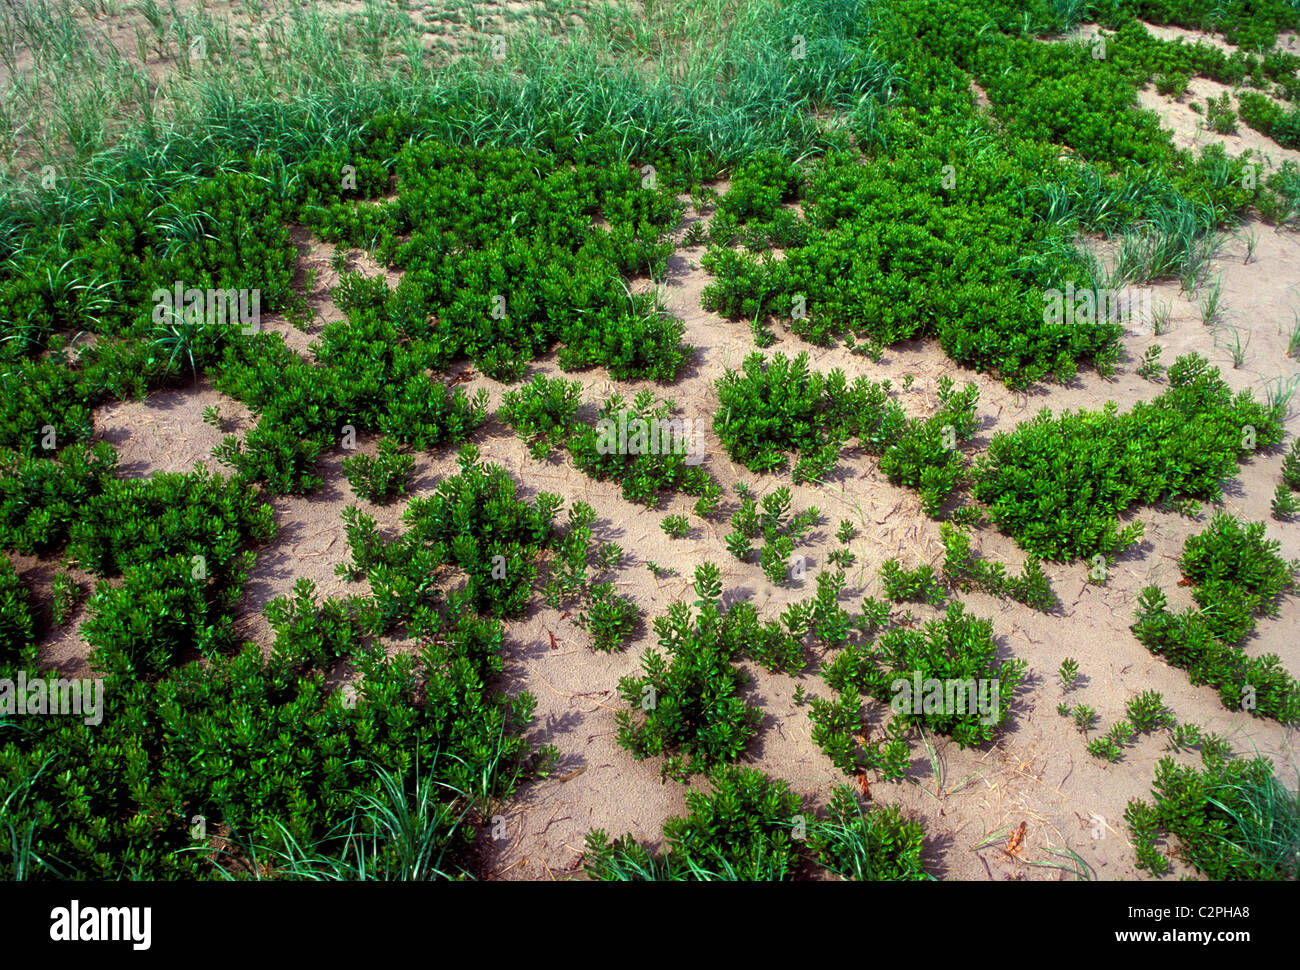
[662,515,691,539]
[792,684,807,706]
[202,405,224,430]
[827,547,856,568]
[1272,482,1300,520]
[1165,721,1203,753]
[1059,657,1079,691]
[1087,735,1125,762]
[595,542,624,572]
[1072,705,1097,734]
[693,482,723,519]
[836,520,855,544]
[647,561,676,579]
[1137,345,1163,381]
[683,221,709,246]
[1126,690,1174,733]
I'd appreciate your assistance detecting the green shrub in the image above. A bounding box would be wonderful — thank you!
[497,374,583,460]
[973,354,1283,561]
[579,581,640,653]
[567,390,715,507]
[806,785,928,880]
[266,578,371,672]
[402,449,561,619]
[939,523,1057,611]
[50,570,83,627]
[614,563,807,778]
[1132,515,1298,723]
[1127,750,1299,880]
[0,556,37,666]
[872,601,1025,746]
[880,560,946,606]
[341,438,415,503]
[585,766,806,880]
[82,554,249,678]
[0,442,118,554]
[615,565,763,780]
[661,514,690,539]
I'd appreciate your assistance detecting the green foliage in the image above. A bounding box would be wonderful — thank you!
[939,524,1057,611]
[1073,704,1098,733]
[213,425,326,495]
[1128,750,1299,880]
[805,784,929,881]
[579,582,640,653]
[567,390,715,507]
[584,767,806,880]
[1205,93,1238,135]
[0,556,37,666]
[402,452,560,619]
[0,614,540,878]
[714,352,900,473]
[807,687,911,780]
[880,559,946,606]
[81,553,248,678]
[615,566,762,780]
[497,374,583,460]
[726,486,820,586]
[661,515,691,539]
[1274,483,1300,521]
[265,577,370,672]
[1283,438,1300,491]
[1127,690,1175,733]
[1059,657,1079,691]
[614,563,806,779]
[50,570,83,627]
[1133,515,1299,723]
[1137,345,1164,381]
[874,602,1025,746]
[1155,71,1190,97]
[0,442,118,554]
[974,354,1283,561]
[341,438,415,503]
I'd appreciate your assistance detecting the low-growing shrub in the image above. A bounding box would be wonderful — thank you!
[0,555,37,666]
[341,438,415,503]
[567,390,715,507]
[497,374,584,460]
[939,524,1057,611]
[806,785,929,881]
[973,354,1283,561]
[266,577,371,672]
[1132,515,1299,724]
[402,449,561,619]
[880,559,946,606]
[584,766,806,880]
[615,565,763,780]
[1127,750,1299,880]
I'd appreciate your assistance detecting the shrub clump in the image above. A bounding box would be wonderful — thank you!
[973,354,1283,561]
[1131,515,1298,724]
